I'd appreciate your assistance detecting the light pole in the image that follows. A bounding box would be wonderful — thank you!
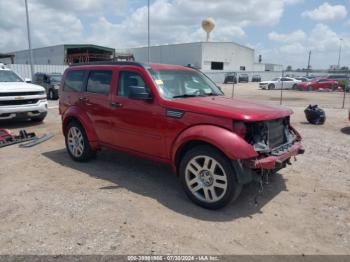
[306,50,311,76]
[24,0,34,80]
[337,38,343,69]
[147,0,150,63]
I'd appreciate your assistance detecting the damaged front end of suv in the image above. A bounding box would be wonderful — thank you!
[233,117,304,186]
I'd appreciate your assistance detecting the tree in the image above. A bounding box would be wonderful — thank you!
[286,65,292,71]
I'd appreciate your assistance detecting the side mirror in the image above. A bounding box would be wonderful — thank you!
[24,78,31,83]
[128,86,152,100]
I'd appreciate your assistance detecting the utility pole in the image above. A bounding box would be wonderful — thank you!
[337,38,343,69]
[307,50,311,76]
[24,0,34,80]
[147,0,150,64]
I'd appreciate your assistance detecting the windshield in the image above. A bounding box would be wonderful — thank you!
[272,78,279,81]
[50,75,62,82]
[148,69,223,99]
[0,70,23,82]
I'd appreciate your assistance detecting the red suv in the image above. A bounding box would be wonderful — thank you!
[59,62,304,209]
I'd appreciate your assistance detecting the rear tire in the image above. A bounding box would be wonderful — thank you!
[65,121,96,162]
[48,89,58,100]
[179,145,242,209]
[292,84,297,90]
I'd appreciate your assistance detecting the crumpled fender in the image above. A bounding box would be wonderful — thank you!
[62,106,99,149]
[171,125,258,163]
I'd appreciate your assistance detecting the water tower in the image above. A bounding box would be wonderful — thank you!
[202,18,215,42]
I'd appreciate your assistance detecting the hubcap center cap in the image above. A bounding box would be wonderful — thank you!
[199,170,213,186]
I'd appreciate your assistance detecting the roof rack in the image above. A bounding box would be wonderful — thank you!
[69,61,146,67]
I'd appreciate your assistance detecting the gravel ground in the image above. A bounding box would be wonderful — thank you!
[0,83,349,255]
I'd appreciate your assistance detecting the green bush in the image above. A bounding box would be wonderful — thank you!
[338,80,349,92]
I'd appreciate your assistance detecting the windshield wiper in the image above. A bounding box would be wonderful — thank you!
[172,92,220,99]
[172,94,200,98]
[204,92,220,96]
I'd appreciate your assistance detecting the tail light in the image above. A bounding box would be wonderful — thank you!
[233,121,247,138]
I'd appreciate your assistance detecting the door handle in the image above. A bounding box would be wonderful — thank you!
[110,102,123,108]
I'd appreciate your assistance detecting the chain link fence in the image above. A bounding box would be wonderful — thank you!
[211,70,349,110]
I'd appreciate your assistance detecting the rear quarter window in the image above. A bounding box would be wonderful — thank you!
[64,70,85,92]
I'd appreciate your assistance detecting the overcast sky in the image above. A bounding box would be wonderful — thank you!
[0,0,349,69]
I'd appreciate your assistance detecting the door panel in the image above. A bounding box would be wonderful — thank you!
[81,70,113,143]
[109,69,166,158]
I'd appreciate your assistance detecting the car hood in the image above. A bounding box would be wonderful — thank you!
[166,96,293,122]
[0,82,45,93]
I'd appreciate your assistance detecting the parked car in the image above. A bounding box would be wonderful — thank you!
[327,75,350,92]
[223,73,237,84]
[295,77,309,82]
[33,72,62,100]
[327,74,349,82]
[297,78,339,91]
[259,77,301,90]
[0,64,47,122]
[59,62,304,209]
[238,73,249,83]
[251,74,261,82]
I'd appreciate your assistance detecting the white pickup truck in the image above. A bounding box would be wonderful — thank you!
[0,64,48,122]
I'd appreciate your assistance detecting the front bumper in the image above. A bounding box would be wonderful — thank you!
[247,142,304,170]
[0,100,48,120]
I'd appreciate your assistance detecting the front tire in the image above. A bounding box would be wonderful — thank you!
[268,84,275,90]
[65,121,96,161]
[179,145,242,209]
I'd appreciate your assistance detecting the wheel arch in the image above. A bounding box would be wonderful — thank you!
[62,107,100,150]
[171,125,258,174]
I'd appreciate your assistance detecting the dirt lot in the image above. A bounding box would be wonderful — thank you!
[0,83,349,255]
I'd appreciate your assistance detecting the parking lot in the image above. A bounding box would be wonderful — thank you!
[0,83,349,255]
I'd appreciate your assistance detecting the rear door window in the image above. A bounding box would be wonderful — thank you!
[64,70,85,92]
[86,70,112,95]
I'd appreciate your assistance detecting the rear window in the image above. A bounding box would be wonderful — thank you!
[64,70,85,92]
[86,71,112,95]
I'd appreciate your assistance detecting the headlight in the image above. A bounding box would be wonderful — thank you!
[233,121,247,138]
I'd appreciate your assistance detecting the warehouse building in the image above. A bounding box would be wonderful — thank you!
[0,44,116,65]
[122,41,278,72]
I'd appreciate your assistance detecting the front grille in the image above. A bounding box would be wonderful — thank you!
[245,117,288,152]
[266,119,286,149]
[0,99,39,106]
[0,91,45,96]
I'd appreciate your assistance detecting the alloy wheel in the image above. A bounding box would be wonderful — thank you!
[67,127,84,158]
[185,155,228,203]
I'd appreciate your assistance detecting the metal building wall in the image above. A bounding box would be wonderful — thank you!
[5,45,65,65]
[128,43,203,68]
[7,64,68,79]
[201,42,255,71]
[128,42,259,72]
